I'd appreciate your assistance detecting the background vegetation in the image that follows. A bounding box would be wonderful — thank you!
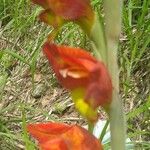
[0,0,149,149]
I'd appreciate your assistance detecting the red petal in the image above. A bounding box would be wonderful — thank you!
[40,137,69,150]
[61,125,103,150]
[32,0,94,35]
[27,122,103,150]
[27,122,71,143]
[43,43,97,89]
[33,0,93,20]
[85,62,113,108]
[43,43,97,70]
[51,0,92,19]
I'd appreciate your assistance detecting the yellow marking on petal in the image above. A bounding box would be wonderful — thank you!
[75,98,98,121]
[71,88,98,122]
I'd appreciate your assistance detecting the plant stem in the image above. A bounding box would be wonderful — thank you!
[88,122,94,134]
[104,0,126,150]
[91,13,107,64]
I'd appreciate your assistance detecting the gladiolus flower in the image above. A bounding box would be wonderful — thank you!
[27,122,103,150]
[32,0,94,35]
[43,42,112,122]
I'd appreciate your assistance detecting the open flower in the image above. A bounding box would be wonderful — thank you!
[32,0,94,36]
[43,42,112,122]
[27,122,103,150]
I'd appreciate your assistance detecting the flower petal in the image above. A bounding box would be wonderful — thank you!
[32,0,95,35]
[33,0,93,20]
[62,125,103,150]
[85,62,113,108]
[43,42,95,89]
[27,122,103,150]
[27,122,71,143]
[40,137,68,150]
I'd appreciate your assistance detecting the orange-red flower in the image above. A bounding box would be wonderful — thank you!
[32,0,94,35]
[27,122,103,150]
[43,42,112,122]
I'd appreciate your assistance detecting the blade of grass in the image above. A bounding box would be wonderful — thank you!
[2,49,30,66]
[21,105,36,150]
[99,120,109,141]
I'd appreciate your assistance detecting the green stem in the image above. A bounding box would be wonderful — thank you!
[109,90,126,150]
[89,1,126,149]
[91,12,107,64]
[104,0,126,150]
[88,122,94,134]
